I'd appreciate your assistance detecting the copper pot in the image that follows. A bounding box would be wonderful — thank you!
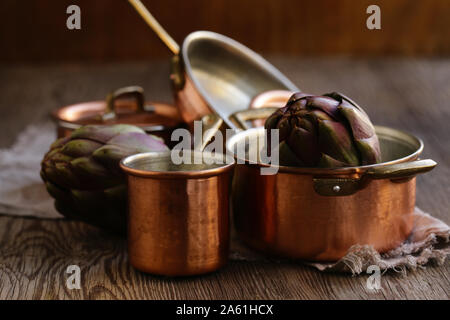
[120,114,234,276]
[52,86,183,147]
[120,150,234,276]
[226,123,437,262]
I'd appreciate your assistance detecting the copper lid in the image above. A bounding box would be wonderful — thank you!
[53,86,183,133]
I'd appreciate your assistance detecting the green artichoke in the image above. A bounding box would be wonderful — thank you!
[265,92,381,168]
[41,124,169,233]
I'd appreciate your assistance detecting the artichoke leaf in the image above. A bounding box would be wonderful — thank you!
[71,124,145,143]
[317,120,360,166]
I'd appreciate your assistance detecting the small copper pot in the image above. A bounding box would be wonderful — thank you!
[226,125,436,262]
[52,86,184,147]
[120,150,234,276]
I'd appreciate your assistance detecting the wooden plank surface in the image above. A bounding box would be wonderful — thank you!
[0,59,449,299]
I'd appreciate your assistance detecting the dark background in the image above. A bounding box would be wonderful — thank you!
[0,1,449,300]
[1,0,449,63]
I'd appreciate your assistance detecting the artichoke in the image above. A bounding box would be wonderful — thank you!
[41,124,169,233]
[265,92,381,168]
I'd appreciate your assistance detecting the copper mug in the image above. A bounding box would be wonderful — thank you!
[120,115,234,276]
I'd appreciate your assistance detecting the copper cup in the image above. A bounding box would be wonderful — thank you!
[120,151,234,276]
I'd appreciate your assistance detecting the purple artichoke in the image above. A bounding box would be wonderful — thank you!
[265,92,381,168]
[41,124,168,233]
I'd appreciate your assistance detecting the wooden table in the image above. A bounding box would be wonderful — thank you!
[0,59,448,300]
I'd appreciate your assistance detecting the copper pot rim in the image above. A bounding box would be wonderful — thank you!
[52,100,181,132]
[120,151,235,179]
[226,125,424,176]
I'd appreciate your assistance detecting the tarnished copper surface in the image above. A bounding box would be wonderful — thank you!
[120,152,234,276]
[227,126,436,261]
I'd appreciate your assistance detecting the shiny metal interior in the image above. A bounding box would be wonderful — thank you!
[182,31,299,129]
[121,151,234,177]
[226,126,423,174]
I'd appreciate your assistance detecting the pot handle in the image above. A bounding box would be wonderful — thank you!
[103,86,146,121]
[128,0,180,55]
[170,55,186,91]
[193,114,224,152]
[313,159,437,196]
[365,159,437,180]
[127,1,185,91]
[229,90,294,129]
[229,107,279,130]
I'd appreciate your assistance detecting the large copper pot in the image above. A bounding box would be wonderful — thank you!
[226,125,436,262]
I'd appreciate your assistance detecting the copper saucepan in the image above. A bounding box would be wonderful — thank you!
[128,0,299,128]
[52,86,183,146]
[226,100,437,262]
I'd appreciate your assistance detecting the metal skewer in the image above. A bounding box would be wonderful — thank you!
[128,0,180,54]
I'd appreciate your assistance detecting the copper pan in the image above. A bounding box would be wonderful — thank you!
[226,107,437,262]
[128,0,298,128]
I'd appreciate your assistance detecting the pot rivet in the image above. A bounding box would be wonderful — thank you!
[333,185,341,193]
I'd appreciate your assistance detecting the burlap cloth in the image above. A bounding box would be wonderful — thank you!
[1,123,449,274]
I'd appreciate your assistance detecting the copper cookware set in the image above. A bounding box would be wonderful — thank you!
[51,0,437,275]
